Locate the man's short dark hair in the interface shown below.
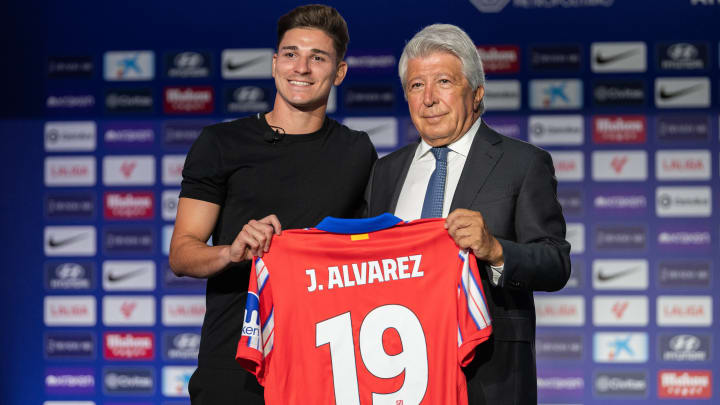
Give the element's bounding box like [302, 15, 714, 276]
[277, 4, 349, 62]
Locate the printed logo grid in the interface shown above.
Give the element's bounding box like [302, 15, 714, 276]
[42, 40, 718, 403]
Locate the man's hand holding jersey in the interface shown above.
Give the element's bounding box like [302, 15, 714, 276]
[229, 214, 283, 261]
[445, 208, 504, 267]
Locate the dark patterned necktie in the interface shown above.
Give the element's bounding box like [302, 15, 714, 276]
[420, 146, 449, 218]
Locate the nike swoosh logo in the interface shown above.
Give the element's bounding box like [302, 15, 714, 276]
[48, 233, 88, 248]
[225, 55, 268, 71]
[659, 84, 704, 100]
[597, 266, 640, 282]
[107, 268, 146, 282]
[595, 49, 640, 65]
[364, 124, 392, 135]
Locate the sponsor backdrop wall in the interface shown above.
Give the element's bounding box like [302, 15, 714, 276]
[1, 0, 719, 404]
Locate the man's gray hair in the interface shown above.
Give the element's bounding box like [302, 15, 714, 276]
[398, 23, 485, 114]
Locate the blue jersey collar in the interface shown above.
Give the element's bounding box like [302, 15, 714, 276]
[315, 213, 403, 234]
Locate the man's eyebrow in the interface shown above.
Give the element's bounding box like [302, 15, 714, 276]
[279, 45, 331, 56]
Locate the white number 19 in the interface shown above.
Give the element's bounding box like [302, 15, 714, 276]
[315, 304, 428, 404]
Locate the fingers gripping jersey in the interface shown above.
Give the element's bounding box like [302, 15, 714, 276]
[236, 216, 492, 405]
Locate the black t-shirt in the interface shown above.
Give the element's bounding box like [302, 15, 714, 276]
[180, 113, 377, 368]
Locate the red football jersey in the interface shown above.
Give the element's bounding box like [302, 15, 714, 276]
[236, 216, 492, 405]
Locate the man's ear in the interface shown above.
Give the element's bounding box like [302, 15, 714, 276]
[271, 53, 278, 79]
[333, 61, 348, 86]
[473, 86, 485, 112]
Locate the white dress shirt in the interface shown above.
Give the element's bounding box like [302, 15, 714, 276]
[394, 118, 504, 284]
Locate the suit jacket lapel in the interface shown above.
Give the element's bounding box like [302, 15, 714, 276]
[388, 143, 418, 212]
[450, 120, 504, 211]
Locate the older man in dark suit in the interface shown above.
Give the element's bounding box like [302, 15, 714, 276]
[365, 24, 571, 404]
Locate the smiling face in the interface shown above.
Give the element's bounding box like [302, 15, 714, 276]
[272, 27, 347, 112]
[405, 51, 484, 147]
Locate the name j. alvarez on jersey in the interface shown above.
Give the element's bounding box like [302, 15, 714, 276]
[305, 254, 424, 293]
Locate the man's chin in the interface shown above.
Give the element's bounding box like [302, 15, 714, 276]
[287, 97, 328, 112]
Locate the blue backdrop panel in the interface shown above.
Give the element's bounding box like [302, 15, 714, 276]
[1, 0, 719, 404]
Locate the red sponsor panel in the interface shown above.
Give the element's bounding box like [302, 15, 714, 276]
[104, 191, 155, 220]
[592, 115, 647, 144]
[163, 86, 214, 114]
[477, 45, 520, 73]
[103, 332, 155, 360]
[658, 370, 712, 399]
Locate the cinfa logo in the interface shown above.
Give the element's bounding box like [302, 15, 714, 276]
[658, 370, 712, 399]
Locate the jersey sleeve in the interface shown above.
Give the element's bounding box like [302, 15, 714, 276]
[456, 250, 492, 367]
[179, 128, 227, 205]
[236, 257, 275, 385]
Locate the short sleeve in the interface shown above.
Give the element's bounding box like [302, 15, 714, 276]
[236, 257, 275, 385]
[179, 127, 227, 205]
[457, 250, 493, 367]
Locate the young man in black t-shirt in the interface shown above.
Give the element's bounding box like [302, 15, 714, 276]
[169, 5, 377, 404]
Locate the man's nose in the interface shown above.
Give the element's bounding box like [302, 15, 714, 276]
[294, 56, 310, 74]
[423, 84, 436, 107]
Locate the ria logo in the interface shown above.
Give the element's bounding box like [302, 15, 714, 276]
[120, 301, 137, 318]
[119, 161, 137, 178]
[612, 301, 629, 319]
[610, 156, 628, 173]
